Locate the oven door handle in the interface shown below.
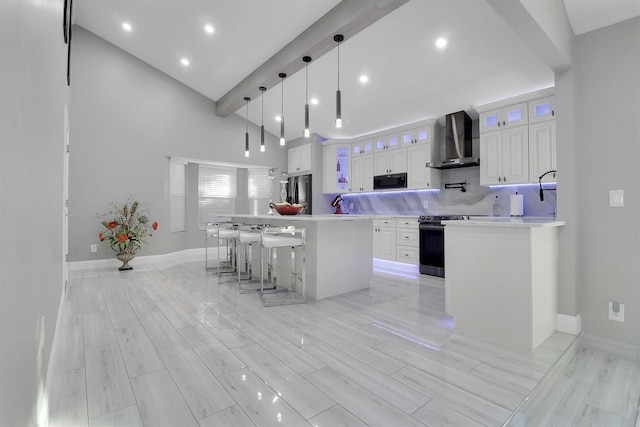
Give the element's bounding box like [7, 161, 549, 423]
[419, 224, 445, 230]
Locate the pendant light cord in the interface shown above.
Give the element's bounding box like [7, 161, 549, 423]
[337, 42, 340, 91]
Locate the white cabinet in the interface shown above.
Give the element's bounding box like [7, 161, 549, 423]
[322, 144, 350, 194]
[374, 133, 400, 151]
[529, 121, 556, 182]
[480, 126, 529, 185]
[479, 102, 528, 132]
[396, 217, 419, 265]
[351, 154, 374, 192]
[373, 218, 396, 261]
[374, 149, 407, 175]
[352, 139, 374, 157]
[288, 143, 311, 174]
[407, 144, 440, 189]
[528, 96, 555, 124]
[400, 123, 434, 147]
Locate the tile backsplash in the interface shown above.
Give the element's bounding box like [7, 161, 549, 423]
[341, 167, 557, 217]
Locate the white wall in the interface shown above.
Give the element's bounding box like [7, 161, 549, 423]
[575, 17, 640, 345]
[69, 27, 286, 262]
[0, 0, 67, 425]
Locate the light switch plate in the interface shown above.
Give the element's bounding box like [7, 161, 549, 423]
[609, 190, 624, 207]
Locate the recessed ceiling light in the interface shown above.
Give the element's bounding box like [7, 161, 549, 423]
[122, 22, 132, 32]
[435, 37, 447, 49]
[204, 24, 214, 34]
[181, 58, 190, 66]
[310, 98, 319, 105]
[275, 115, 282, 122]
[359, 75, 369, 83]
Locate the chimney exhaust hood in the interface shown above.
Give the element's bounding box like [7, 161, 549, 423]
[427, 111, 479, 169]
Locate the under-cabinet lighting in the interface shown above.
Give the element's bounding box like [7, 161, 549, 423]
[488, 182, 556, 189]
[342, 188, 440, 197]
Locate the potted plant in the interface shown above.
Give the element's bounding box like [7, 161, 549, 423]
[98, 198, 158, 270]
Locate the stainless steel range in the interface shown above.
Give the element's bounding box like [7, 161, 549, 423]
[418, 215, 469, 277]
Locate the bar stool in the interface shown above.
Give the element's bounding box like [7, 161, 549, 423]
[205, 219, 239, 280]
[260, 226, 306, 307]
[236, 225, 272, 293]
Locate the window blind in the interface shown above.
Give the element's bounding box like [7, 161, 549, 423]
[248, 168, 271, 215]
[169, 158, 186, 232]
[198, 165, 237, 229]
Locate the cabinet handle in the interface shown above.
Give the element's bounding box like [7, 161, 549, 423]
[502, 120, 506, 126]
[552, 110, 555, 117]
[503, 176, 507, 182]
[498, 177, 502, 182]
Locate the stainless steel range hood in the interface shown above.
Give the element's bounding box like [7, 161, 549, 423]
[427, 111, 479, 169]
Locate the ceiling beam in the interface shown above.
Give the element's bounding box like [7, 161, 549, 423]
[215, 0, 409, 117]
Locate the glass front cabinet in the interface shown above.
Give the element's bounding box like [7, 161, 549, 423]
[323, 143, 350, 193]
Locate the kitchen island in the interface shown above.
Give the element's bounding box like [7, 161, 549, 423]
[443, 217, 566, 351]
[230, 214, 373, 299]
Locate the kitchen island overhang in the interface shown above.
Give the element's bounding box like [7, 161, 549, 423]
[231, 215, 374, 300]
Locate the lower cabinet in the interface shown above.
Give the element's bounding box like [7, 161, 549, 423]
[396, 217, 419, 265]
[372, 217, 419, 265]
[373, 218, 396, 261]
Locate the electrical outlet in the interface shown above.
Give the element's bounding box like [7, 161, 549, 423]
[90, 244, 97, 253]
[608, 301, 625, 322]
[423, 200, 429, 209]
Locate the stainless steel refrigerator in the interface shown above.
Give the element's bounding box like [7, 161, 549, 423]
[287, 174, 312, 215]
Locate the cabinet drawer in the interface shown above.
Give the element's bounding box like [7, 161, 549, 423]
[396, 218, 418, 228]
[374, 218, 395, 227]
[397, 246, 419, 264]
[397, 230, 418, 247]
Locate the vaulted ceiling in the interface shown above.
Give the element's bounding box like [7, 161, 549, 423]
[74, 0, 640, 142]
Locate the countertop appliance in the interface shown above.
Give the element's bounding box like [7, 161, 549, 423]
[373, 172, 407, 190]
[287, 174, 312, 215]
[418, 215, 470, 277]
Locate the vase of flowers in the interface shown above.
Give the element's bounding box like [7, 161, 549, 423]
[98, 198, 158, 271]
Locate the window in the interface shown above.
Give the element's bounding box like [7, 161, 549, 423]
[248, 168, 271, 215]
[169, 158, 186, 232]
[198, 165, 237, 229]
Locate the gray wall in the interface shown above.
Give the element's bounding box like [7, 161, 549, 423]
[69, 27, 286, 262]
[0, 0, 67, 425]
[575, 17, 640, 345]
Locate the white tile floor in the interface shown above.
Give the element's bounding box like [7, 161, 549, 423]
[47, 260, 638, 426]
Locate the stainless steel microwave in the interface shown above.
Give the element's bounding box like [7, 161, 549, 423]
[373, 172, 407, 190]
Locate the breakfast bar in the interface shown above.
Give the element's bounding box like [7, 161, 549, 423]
[231, 215, 373, 299]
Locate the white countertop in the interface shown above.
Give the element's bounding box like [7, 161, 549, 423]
[442, 216, 565, 228]
[231, 214, 374, 222]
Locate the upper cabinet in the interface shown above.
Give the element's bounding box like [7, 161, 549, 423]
[529, 121, 556, 182]
[375, 133, 400, 151]
[479, 102, 528, 132]
[322, 144, 350, 194]
[288, 143, 311, 174]
[401, 123, 434, 147]
[528, 96, 555, 124]
[352, 139, 374, 157]
[477, 89, 556, 187]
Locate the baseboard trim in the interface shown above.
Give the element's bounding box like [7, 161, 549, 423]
[580, 333, 639, 363]
[556, 313, 582, 335]
[69, 248, 206, 271]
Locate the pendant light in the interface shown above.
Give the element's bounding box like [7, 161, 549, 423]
[334, 34, 344, 128]
[303, 56, 312, 138]
[244, 96, 250, 157]
[259, 86, 266, 152]
[279, 73, 286, 146]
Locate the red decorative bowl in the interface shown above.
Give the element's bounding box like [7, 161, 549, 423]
[270, 202, 307, 215]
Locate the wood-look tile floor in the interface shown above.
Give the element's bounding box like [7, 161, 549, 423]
[46, 260, 635, 426]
